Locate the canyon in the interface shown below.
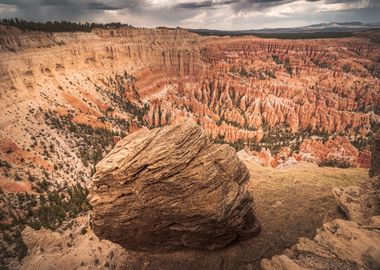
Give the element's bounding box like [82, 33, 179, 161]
[0, 25, 379, 188]
[0, 24, 379, 269]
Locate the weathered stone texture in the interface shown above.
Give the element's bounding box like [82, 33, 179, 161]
[90, 122, 259, 251]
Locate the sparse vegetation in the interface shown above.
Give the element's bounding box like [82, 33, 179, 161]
[95, 72, 149, 127]
[365, 63, 380, 79]
[0, 184, 90, 267]
[284, 59, 293, 76]
[342, 63, 351, 73]
[44, 110, 121, 168]
[312, 59, 330, 68]
[318, 158, 353, 168]
[215, 135, 245, 151]
[272, 54, 283, 65]
[230, 65, 276, 79]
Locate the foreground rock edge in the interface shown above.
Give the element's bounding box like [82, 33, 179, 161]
[261, 132, 380, 270]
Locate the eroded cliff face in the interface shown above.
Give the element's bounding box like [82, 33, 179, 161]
[0, 25, 379, 189]
[0, 25, 206, 189]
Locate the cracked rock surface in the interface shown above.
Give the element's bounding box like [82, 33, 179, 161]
[89, 122, 260, 251]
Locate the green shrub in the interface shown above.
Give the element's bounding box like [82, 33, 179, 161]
[318, 158, 353, 169]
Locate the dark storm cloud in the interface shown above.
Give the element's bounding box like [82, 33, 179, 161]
[0, 0, 72, 6]
[0, 0, 149, 21]
[0, 0, 374, 15]
[231, 0, 316, 12]
[223, 0, 380, 16]
[40, 0, 71, 6]
[1, 0, 147, 10]
[175, 0, 320, 10]
[87, 1, 146, 11]
[324, 0, 360, 3]
[175, 0, 239, 9]
[0, 0, 378, 29]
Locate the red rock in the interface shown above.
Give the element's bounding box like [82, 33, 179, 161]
[299, 136, 361, 166]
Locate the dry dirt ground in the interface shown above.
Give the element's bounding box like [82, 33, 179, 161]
[19, 160, 370, 270]
[240, 160, 370, 269]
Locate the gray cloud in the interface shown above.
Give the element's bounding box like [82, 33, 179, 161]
[87, 1, 146, 11]
[1, 0, 148, 10]
[176, 0, 321, 10]
[0, 0, 378, 29]
[0, 0, 149, 21]
[231, 0, 318, 12]
[175, 0, 239, 9]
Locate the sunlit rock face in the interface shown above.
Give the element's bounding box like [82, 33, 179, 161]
[89, 122, 260, 251]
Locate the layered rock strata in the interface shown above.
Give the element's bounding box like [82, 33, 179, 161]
[89, 122, 259, 251]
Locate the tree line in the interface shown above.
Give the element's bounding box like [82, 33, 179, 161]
[1, 18, 134, 32]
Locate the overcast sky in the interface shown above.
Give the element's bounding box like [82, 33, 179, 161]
[0, 0, 379, 30]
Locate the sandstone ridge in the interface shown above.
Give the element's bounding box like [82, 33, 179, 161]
[90, 122, 260, 251]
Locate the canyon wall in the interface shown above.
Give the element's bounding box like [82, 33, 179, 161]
[0, 25, 379, 189]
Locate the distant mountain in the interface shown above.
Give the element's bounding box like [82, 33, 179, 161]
[189, 21, 380, 38]
[291, 21, 379, 32]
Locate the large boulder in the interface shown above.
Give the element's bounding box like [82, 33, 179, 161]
[89, 122, 259, 251]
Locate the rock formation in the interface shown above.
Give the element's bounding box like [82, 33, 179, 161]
[333, 181, 380, 225]
[261, 175, 380, 270]
[0, 24, 379, 268]
[89, 122, 260, 251]
[0, 25, 378, 188]
[261, 132, 380, 270]
[238, 136, 371, 168]
[261, 217, 380, 270]
[298, 136, 370, 167]
[19, 217, 128, 270]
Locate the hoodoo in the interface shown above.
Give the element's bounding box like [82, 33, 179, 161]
[89, 122, 260, 251]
